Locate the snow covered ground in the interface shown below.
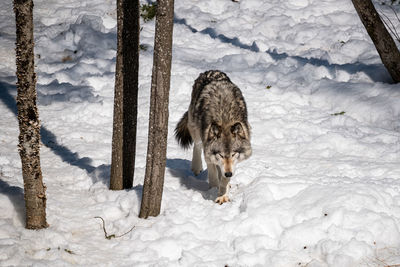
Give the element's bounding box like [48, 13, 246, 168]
[1, 0, 400, 265]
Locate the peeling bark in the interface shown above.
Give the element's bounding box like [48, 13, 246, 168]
[14, 0, 48, 229]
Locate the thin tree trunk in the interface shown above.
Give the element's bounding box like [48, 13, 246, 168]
[352, 0, 400, 82]
[110, 0, 140, 190]
[139, 0, 174, 219]
[14, 0, 48, 229]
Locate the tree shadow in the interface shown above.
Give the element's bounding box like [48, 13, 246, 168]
[174, 17, 260, 52]
[166, 158, 216, 201]
[0, 178, 25, 225]
[266, 49, 391, 83]
[174, 16, 392, 83]
[131, 184, 144, 212]
[88, 164, 111, 185]
[0, 79, 106, 186]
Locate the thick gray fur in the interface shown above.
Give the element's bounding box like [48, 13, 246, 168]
[175, 70, 252, 204]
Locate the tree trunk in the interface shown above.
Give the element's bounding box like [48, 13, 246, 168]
[352, 0, 400, 83]
[139, 0, 174, 219]
[14, 0, 48, 229]
[110, 0, 140, 190]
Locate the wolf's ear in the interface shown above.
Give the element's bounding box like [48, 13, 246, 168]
[231, 122, 246, 139]
[208, 123, 221, 140]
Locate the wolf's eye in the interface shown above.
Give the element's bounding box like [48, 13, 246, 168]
[212, 150, 221, 156]
[231, 152, 237, 158]
[218, 153, 224, 158]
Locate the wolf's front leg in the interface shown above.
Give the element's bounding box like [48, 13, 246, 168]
[215, 176, 230, 205]
[191, 142, 203, 176]
[206, 162, 219, 188]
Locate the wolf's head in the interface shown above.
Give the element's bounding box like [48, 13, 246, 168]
[205, 122, 252, 178]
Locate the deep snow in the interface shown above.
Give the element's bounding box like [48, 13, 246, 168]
[1, 0, 400, 266]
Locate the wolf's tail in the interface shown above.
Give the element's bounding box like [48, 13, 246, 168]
[174, 111, 193, 149]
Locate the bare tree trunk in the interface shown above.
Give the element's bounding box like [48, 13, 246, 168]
[139, 0, 174, 219]
[352, 0, 400, 83]
[14, 0, 48, 229]
[110, 0, 140, 190]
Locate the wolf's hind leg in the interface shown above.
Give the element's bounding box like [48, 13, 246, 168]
[215, 176, 230, 205]
[206, 162, 219, 188]
[191, 142, 203, 176]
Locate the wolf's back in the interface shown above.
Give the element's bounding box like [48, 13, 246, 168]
[191, 71, 250, 138]
[190, 70, 232, 104]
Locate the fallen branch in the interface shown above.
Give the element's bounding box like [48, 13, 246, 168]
[94, 216, 135, 240]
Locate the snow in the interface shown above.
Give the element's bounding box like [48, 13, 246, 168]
[1, 0, 400, 266]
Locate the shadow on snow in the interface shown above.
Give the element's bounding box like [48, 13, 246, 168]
[174, 16, 392, 83]
[166, 158, 216, 201]
[0, 79, 110, 186]
[0, 178, 25, 225]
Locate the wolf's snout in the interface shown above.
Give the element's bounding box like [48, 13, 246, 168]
[225, 172, 232, 177]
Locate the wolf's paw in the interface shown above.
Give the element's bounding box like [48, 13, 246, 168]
[215, 195, 230, 205]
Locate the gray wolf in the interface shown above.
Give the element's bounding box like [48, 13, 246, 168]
[175, 70, 252, 204]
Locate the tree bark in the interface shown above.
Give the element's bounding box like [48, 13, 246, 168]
[14, 0, 48, 229]
[352, 0, 400, 83]
[139, 0, 174, 219]
[110, 0, 140, 190]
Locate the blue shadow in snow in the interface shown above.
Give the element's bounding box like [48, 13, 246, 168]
[174, 16, 391, 83]
[0, 178, 25, 224]
[266, 49, 390, 83]
[166, 158, 214, 200]
[0, 79, 96, 175]
[174, 17, 260, 52]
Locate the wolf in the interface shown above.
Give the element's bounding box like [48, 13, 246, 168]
[175, 70, 252, 204]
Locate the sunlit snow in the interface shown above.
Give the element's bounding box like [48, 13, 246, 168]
[1, 0, 400, 266]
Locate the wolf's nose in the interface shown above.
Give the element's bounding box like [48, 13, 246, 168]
[225, 172, 232, 177]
